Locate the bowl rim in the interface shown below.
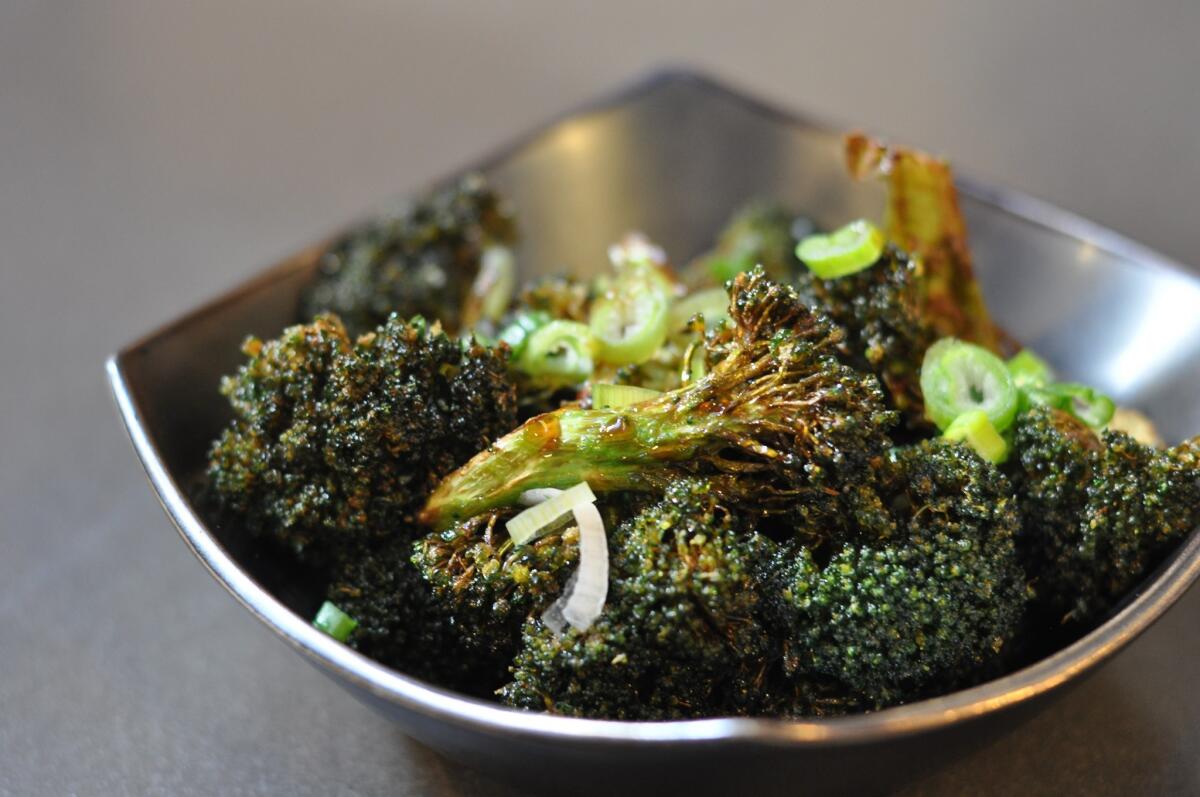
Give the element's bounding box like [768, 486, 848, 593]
[107, 67, 1200, 749]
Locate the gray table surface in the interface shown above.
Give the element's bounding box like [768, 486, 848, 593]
[3, 2, 1199, 795]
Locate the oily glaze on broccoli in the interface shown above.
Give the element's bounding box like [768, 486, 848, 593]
[500, 480, 772, 718]
[764, 440, 1028, 708]
[1010, 407, 1200, 623]
[206, 313, 517, 559]
[302, 175, 516, 336]
[411, 509, 579, 658]
[421, 267, 896, 528]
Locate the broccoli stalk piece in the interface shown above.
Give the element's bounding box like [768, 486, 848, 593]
[421, 268, 896, 529]
[206, 313, 517, 558]
[302, 174, 516, 336]
[844, 133, 1005, 354]
[500, 479, 772, 719]
[1010, 407, 1200, 623]
[763, 440, 1028, 708]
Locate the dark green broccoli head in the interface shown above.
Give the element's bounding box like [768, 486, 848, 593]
[500, 480, 773, 719]
[796, 245, 937, 430]
[764, 440, 1027, 708]
[302, 174, 516, 336]
[327, 536, 503, 694]
[206, 313, 518, 559]
[1010, 407, 1200, 622]
[411, 509, 579, 659]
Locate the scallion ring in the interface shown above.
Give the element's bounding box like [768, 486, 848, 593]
[796, 219, 885, 279]
[312, 601, 358, 642]
[588, 279, 670, 366]
[920, 338, 1018, 432]
[517, 319, 593, 385]
[942, 409, 1009, 464]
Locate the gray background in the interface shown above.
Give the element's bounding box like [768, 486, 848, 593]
[2, 2, 1199, 795]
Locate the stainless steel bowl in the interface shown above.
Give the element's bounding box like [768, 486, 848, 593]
[107, 71, 1200, 796]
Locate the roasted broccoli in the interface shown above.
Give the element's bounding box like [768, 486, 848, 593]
[763, 440, 1028, 708]
[327, 535, 504, 693]
[411, 509, 579, 658]
[421, 267, 896, 528]
[302, 175, 516, 336]
[500, 480, 772, 718]
[796, 245, 937, 430]
[684, 201, 800, 288]
[844, 133, 1003, 353]
[207, 313, 517, 558]
[1010, 407, 1200, 623]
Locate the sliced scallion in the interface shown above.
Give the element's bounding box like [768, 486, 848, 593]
[474, 245, 517, 322]
[1025, 382, 1116, 429]
[313, 601, 358, 642]
[796, 219, 885, 279]
[588, 279, 669, 366]
[506, 481, 597, 547]
[920, 338, 1018, 432]
[942, 410, 1009, 464]
[496, 310, 551, 360]
[1007, 349, 1054, 390]
[517, 320, 593, 385]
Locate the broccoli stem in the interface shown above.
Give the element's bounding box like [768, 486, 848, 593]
[420, 403, 713, 528]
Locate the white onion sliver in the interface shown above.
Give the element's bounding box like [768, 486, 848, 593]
[506, 482, 596, 546]
[539, 570, 576, 635]
[518, 487, 563, 507]
[557, 502, 608, 632]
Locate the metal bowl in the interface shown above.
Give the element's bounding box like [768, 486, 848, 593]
[107, 71, 1200, 796]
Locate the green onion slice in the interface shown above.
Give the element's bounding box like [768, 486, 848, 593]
[942, 409, 1009, 464]
[313, 601, 358, 642]
[588, 278, 670, 366]
[795, 219, 885, 279]
[1007, 349, 1054, 390]
[668, 287, 730, 332]
[920, 338, 1018, 432]
[1025, 382, 1116, 429]
[474, 245, 517, 322]
[517, 320, 593, 385]
[592, 382, 663, 409]
[507, 481, 597, 547]
[496, 310, 551, 359]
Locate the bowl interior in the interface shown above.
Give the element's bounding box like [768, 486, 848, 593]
[111, 71, 1200, 741]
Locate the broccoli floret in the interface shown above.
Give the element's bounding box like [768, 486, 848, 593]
[499, 480, 772, 719]
[327, 536, 502, 694]
[207, 314, 517, 559]
[421, 267, 896, 529]
[302, 175, 515, 336]
[411, 509, 579, 658]
[796, 246, 937, 430]
[684, 201, 799, 288]
[764, 440, 1027, 708]
[1010, 407, 1200, 622]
